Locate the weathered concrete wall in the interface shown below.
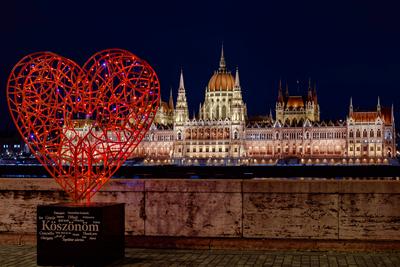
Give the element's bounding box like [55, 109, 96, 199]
[1, 178, 400, 245]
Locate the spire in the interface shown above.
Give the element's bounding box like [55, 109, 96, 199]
[179, 68, 185, 89]
[377, 96, 381, 113]
[349, 97, 353, 115]
[277, 79, 284, 102]
[234, 66, 240, 88]
[199, 103, 202, 119]
[169, 88, 174, 109]
[269, 109, 273, 120]
[313, 82, 318, 104]
[285, 82, 289, 97]
[391, 103, 394, 122]
[307, 78, 313, 101]
[175, 69, 189, 123]
[219, 43, 226, 71]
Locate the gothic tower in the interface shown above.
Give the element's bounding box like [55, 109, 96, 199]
[173, 69, 189, 159]
[174, 70, 189, 124]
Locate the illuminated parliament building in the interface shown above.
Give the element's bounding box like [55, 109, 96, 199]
[132, 47, 396, 165]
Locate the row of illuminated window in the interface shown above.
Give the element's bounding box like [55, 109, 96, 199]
[144, 134, 174, 141]
[208, 92, 229, 97]
[246, 131, 346, 140]
[349, 146, 382, 152]
[157, 135, 174, 141]
[349, 129, 382, 138]
[248, 146, 342, 155]
[246, 133, 271, 140]
[177, 147, 239, 153]
[348, 140, 381, 144]
[187, 147, 229, 153]
[311, 132, 345, 139]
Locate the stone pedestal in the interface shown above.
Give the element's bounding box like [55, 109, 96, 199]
[37, 203, 124, 266]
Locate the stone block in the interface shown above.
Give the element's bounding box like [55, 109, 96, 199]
[0, 190, 68, 234]
[339, 193, 400, 240]
[243, 193, 338, 239]
[92, 191, 145, 235]
[145, 192, 242, 237]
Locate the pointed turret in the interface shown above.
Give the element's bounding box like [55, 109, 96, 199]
[285, 82, 289, 97]
[313, 82, 318, 104]
[392, 103, 395, 123]
[269, 109, 273, 120]
[168, 88, 174, 109]
[199, 103, 202, 119]
[175, 69, 189, 124]
[307, 78, 313, 101]
[277, 79, 284, 102]
[179, 68, 185, 89]
[219, 43, 226, 71]
[377, 96, 381, 114]
[349, 97, 353, 116]
[234, 66, 241, 88]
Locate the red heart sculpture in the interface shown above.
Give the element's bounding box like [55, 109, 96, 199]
[7, 49, 160, 201]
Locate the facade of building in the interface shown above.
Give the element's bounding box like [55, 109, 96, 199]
[132, 47, 396, 165]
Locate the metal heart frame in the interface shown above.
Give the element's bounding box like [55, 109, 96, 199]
[7, 49, 160, 202]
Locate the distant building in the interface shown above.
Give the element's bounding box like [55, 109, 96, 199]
[0, 137, 28, 159]
[133, 46, 396, 165]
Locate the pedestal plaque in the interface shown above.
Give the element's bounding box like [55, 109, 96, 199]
[37, 203, 124, 266]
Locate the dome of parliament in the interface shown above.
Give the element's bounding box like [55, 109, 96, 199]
[207, 45, 235, 92]
[208, 70, 235, 91]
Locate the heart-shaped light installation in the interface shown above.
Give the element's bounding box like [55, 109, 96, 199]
[7, 49, 160, 202]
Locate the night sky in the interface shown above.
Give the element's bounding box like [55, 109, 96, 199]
[1, 1, 399, 134]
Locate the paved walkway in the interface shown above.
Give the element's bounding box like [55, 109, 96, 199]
[1, 245, 400, 266]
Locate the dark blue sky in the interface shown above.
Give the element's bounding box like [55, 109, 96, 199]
[1, 0, 400, 132]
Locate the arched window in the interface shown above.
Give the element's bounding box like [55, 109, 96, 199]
[177, 132, 182, 140]
[356, 129, 361, 138]
[385, 131, 392, 140]
[363, 129, 368, 138]
[377, 129, 382, 138]
[370, 129, 374, 138]
[349, 130, 354, 138]
[306, 132, 310, 139]
[234, 131, 239, 140]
